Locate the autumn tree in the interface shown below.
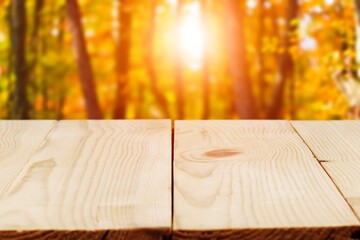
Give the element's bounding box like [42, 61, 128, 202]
[266, 0, 298, 119]
[200, 0, 210, 119]
[30, 0, 43, 73]
[175, 0, 185, 119]
[145, 0, 170, 118]
[55, 6, 67, 119]
[10, 0, 29, 119]
[256, 0, 268, 115]
[113, 0, 132, 119]
[0, 0, 358, 120]
[224, 0, 258, 119]
[355, 0, 360, 25]
[330, 0, 360, 118]
[66, 0, 102, 119]
[30, 0, 45, 116]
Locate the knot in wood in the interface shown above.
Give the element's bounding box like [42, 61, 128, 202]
[203, 148, 242, 158]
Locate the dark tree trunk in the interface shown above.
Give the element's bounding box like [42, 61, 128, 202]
[266, 0, 298, 119]
[31, 0, 44, 52]
[113, 0, 132, 119]
[351, 1, 360, 77]
[10, 0, 29, 119]
[355, 0, 360, 24]
[257, 0, 265, 115]
[224, 0, 258, 119]
[57, 7, 66, 120]
[146, 0, 170, 118]
[201, 0, 210, 119]
[175, 0, 185, 119]
[30, 0, 45, 116]
[66, 0, 102, 119]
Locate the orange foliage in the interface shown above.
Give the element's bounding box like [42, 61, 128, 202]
[0, 0, 359, 119]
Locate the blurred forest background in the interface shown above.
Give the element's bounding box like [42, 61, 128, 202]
[0, 0, 360, 119]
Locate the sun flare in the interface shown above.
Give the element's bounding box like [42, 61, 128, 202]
[178, 3, 205, 70]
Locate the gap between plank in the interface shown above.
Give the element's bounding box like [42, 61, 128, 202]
[289, 121, 360, 222]
[171, 125, 174, 236]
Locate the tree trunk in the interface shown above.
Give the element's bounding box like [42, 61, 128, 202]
[31, 0, 44, 52]
[266, 0, 298, 119]
[57, 7, 66, 120]
[30, 0, 45, 116]
[201, 0, 210, 119]
[354, 0, 360, 28]
[66, 0, 102, 119]
[175, 0, 185, 119]
[257, 0, 265, 115]
[10, 0, 29, 119]
[224, 0, 258, 119]
[113, 0, 131, 119]
[352, 1, 360, 87]
[146, 0, 170, 118]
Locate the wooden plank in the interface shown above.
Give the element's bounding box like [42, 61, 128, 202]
[292, 120, 360, 219]
[0, 120, 171, 239]
[291, 120, 360, 162]
[0, 120, 56, 197]
[322, 161, 360, 219]
[173, 120, 360, 239]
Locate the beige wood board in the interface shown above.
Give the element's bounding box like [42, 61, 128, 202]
[0, 120, 171, 239]
[292, 120, 360, 218]
[173, 120, 359, 238]
[291, 120, 360, 162]
[0, 120, 56, 198]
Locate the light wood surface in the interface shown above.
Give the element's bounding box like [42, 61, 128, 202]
[291, 120, 360, 162]
[2, 120, 360, 239]
[173, 120, 360, 239]
[292, 120, 360, 219]
[0, 120, 171, 239]
[0, 120, 55, 198]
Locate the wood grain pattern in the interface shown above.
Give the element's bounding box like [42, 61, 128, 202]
[292, 120, 360, 219]
[0, 121, 56, 198]
[174, 120, 360, 239]
[0, 120, 171, 239]
[291, 121, 360, 162]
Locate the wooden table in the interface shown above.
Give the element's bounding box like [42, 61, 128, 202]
[0, 120, 359, 239]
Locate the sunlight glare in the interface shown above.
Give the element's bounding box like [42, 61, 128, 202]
[167, 0, 177, 6]
[178, 2, 204, 70]
[247, 0, 257, 9]
[324, 0, 335, 5]
[264, 1, 272, 9]
[0, 32, 5, 42]
[51, 28, 59, 37]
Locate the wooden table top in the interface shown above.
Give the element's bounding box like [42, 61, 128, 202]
[0, 120, 359, 239]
